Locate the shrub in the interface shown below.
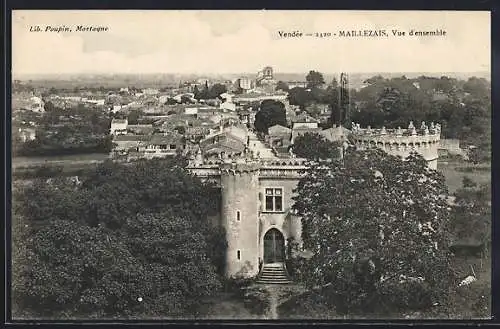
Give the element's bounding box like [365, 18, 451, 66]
[241, 286, 271, 315]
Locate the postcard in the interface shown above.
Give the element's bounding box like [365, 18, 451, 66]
[10, 10, 491, 321]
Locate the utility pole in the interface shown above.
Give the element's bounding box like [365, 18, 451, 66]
[339, 72, 351, 128]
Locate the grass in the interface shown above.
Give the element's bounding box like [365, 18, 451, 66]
[437, 159, 491, 193]
[12, 153, 109, 168]
[277, 255, 491, 320]
[194, 292, 267, 320]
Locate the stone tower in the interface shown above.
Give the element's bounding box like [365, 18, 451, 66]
[220, 161, 261, 278]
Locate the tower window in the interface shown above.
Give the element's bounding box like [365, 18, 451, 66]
[236, 210, 241, 221]
[265, 188, 283, 212]
[237, 250, 241, 260]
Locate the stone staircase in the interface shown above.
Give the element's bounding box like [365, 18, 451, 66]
[256, 263, 292, 284]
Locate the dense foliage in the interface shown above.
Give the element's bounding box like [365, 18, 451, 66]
[254, 100, 287, 134]
[12, 157, 226, 319]
[306, 70, 325, 88]
[285, 72, 490, 160]
[194, 83, 228, 100]
[292, 148, 456, 313]
[450, 179, 491, 247]
[292, 133, 341, 160]
[276, 81, 289, 92]
[351, 76, 490, 151]
[13, 102, 113, 156]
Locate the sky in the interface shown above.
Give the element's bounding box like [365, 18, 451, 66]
[12, 10, 491, 75]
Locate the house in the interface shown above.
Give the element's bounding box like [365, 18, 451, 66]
[85, 98, 106, 106]
[110, 118, 128, 135]
[200, 130, 247, 159]
[112, 134, 152, 155]
[291, 126, 322, 144]
[142, 88, 160, 96]
[439, 139, 466, 158]
[197, 107, 220, 120]
[237, 109, 252, 125]
[287, 81, 308, 89]
[141, 134, 184, 159]
[267, 124, 292, 148]
[18, 127, 37, 142]
[291, 113, 319, 129]
[220, 101, 236, 112]
[320, 125, 351, 143]
[26, 96, 45, 113]
[237, 77, 253, 91]
[292, 121, 319, 129]
[112, 105, 123, 113]
[185, 107, 199, 116]
[186, 126, 213, 141]
[127, 124, 154, 135]
[305, 102, 330, 122]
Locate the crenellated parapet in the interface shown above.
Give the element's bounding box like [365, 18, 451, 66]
[351, 121, 441, 169]
[187, 156, 309, 181]
[220, 162, 261, 175]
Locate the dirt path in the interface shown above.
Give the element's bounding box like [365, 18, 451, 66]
[257, 284, 308, 319]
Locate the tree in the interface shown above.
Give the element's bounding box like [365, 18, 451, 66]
[253, 100, 287, 134]
[306, 70, 325, 89]
[276, 81, 289, 92]
[462, 176, 477, 189]
[451, 181, 491, 247]
[208, 84, 227, 99]
[12, 158, 226, 318]
[292, 133, 341, 160]
[292, 149, 455, 313]
[180, 95, 194, 104]
[287, 87, 313, 110]
[175, 126, 186, 135]
[44, 101, 56, 112]
[166, 98, 178, 105]
[193, 85, 200, 98]
[331, 78, 339, 89]
[127, 110, 143, 125]
[463, 77, 490, 99]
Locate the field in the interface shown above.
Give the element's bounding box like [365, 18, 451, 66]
[12, 153, 109, 168]
[437, 159, 491, 193]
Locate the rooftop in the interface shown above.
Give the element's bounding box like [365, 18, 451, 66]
[114, 135, 151, 142]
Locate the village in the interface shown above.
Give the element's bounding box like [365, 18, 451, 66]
[10, 67, 491, 321]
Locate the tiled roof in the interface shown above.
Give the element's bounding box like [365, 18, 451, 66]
[114, 135, 151, 142]
[150, 134, 183, 145]
[268, 124, 292, 135]
[320, 126, 351, 142]
[128, 124, 153, 129]
[203, 139, 245, 153]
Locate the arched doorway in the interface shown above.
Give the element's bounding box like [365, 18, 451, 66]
[263, 228, 285, 263]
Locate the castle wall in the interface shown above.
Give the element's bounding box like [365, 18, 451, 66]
[187, 125, 442, 279]
[353, 131, 440, 170]
[258, 178, 303, 261]
[220, 163, 260, 278]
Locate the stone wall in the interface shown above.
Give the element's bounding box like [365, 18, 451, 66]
[439, 139, 465, 157]
[352, 124, 440, 170]
[258, 177, 303, 261]
[220, 163, 261, 278]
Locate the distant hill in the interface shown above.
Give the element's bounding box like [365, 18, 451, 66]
[13, 71, 490, 90]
